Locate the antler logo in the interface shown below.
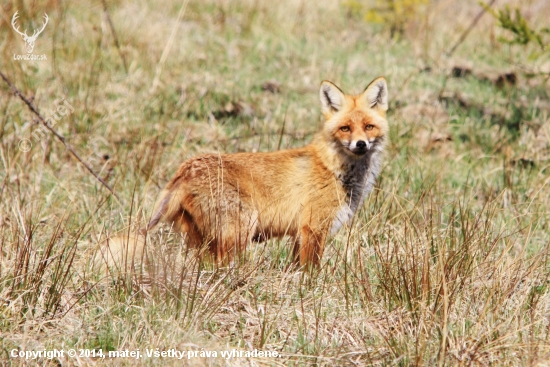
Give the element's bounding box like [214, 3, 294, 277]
[11, 11, 49, 54]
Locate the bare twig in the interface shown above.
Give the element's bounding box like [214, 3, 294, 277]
[0, 70, 122, 202]
[277, 106, 288, 151]
[150, 0, 190, 93]
[102, 0, 128, 74]
[445, 0, 497, 57]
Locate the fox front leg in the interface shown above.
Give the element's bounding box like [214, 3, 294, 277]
[298, 223, 328, 267]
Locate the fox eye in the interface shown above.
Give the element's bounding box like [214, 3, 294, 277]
[340, 126, 350, 132]
[365, 124, 374, 131]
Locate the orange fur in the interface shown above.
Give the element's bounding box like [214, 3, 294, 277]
[147, 77, 390, 266]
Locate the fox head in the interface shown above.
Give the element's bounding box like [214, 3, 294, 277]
[319, 77, 388, 157]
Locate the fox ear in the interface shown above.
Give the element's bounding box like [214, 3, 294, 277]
[320, 81, 345, 114]
[362, 77, 388, 112]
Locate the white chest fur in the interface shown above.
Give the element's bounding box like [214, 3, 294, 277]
[329, 146, 383, 234]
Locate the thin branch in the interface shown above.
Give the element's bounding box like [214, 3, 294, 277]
[0, 70, 122, 202]
[150, 0, 190, 93]
[446, 0, 497, 57]
[102, 0, 128, 74]
[277, 106, 288, 151]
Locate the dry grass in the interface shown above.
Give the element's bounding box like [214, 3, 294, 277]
[1, 0, 550, 365]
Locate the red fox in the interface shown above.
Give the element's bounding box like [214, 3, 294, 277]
[145, 77, 389, 266]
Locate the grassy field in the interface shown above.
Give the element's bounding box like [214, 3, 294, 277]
[2, 0, 550, 365]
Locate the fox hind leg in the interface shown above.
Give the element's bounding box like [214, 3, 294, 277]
[172, 209, 203, 248]
[211, 209, 258, 264]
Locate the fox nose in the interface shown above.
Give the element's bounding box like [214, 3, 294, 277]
[356, 140, 366, 149]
